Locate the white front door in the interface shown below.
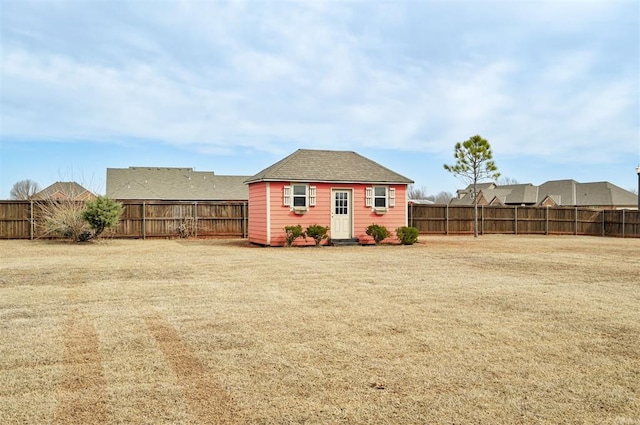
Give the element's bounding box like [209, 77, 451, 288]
[331, 189, 352, 239]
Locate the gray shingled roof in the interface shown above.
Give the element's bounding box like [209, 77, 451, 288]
[575, 181, 637, 206]
[481, 185, 538, 205]
[34, 182, 95, 200]
[245, 149, 413, 184]
[451, 179, 638, 207]
[537, 180, 578, 205]
[537, 179, 639, 206]
[505, 184, 538, 204]
[106, 167, 249, 200]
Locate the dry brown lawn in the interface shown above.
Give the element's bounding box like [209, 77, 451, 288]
[1, 235, 639, 424]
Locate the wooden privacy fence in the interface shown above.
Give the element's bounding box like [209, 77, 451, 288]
[1, 201, 638, 239]
[0, 200, 248, 239]
[117, 201, 248, 239]
[408, 204, 640, 238]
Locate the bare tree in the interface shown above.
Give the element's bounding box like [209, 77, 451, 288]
[433, 191, 453, 204]
[408, 185, 429, 200]
[409, 185, 451, 203]
[10, 180, 40, 200]
[498, 176, 519, 186]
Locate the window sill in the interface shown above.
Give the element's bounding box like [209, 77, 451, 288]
[373, 207, 388, 215]
[292, 207, 308, 214]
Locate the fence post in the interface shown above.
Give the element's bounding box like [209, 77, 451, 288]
[446, 204, 449, 235]
[545, 206, 549, 235]
[622, 209, 626, 238]
[142, 202, 146, 240]
[410, 202, 413, 229]
[575, 207, 578, 235]
[602, 209, 605, 237]
[30, 200, 34, 240]
[194, 201, 198, 238]
[244, 202, 248, 238]
[481, 205, 484, 235]
[514, 206, 518, 235]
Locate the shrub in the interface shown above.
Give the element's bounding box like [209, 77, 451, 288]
[284, 225, 306, 247]
[176, 219, 197, 238]
[82, 196, 124, 239]
[365, 224, 390, 245]
[38, 200, 92, 241]
[396, 226, 419, 245]
[306, 224, 329, 246]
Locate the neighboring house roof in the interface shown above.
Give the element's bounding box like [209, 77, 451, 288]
[408, 198, 435, 205]
[539, 194, 561, 207]
[245, 149, 413, 184]
[481, 184, 538, 205]
[455, 182, 496, 199]
[575, 181, 638, 207]
[451, 179, 638, 208]
[488, 195, 505, 206]
[106, 167, 250, 200]
[538, 179, 638, 207]
[481, 190, 505, 205]
[507, 184, 538, 204]
[537, 179, 578, 206]
[34, 182, 96, 200]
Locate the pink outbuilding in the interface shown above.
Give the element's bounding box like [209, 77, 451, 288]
[245, 149, 414, 246]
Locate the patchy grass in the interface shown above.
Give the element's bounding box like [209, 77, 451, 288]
[1, 236, 639, 424]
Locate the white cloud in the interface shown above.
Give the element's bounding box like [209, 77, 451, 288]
[538, 50, 598, 84]
[1, 0, 637, 169]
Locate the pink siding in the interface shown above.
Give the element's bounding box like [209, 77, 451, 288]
[248, 182, 268, 245]
[269, 182, 341, 247]
[354, 184, 407, 245]
[249, 181, 409, 246]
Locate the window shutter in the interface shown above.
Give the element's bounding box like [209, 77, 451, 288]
[389, 187, 396, 207]
[309, 186, 316, 206]
[283, 185, 291, 207]
[365, 187, 373, 207]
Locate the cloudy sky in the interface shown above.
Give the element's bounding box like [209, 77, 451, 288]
[1, 0, 639, 199]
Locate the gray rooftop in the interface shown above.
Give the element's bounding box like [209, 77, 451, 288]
[34, 182, 95, 200]
[106, 167, 250, 200]
[245, 149, 414, 184]
[486, 184, 538, 205]
[537, 179, 638, 206]
[452, 179, 638, 207]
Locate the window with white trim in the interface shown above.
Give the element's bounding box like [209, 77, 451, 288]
[374, 186, 387, 207]
[283, 184, 316, 209]
[366, 186, 395, 209]
[293, 184, 307, 207]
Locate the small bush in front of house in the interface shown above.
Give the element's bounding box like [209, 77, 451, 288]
[284, 225, 306, 247]
[306, 224, 329, 246]
[396, 226, 419, 245]
[366, 224, 391, 245]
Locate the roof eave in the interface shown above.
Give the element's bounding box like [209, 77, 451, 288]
[246, 178, 413, 185]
